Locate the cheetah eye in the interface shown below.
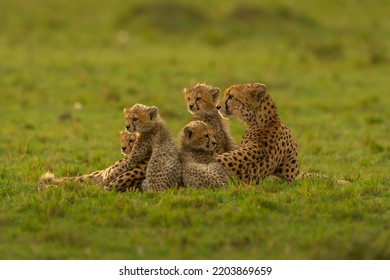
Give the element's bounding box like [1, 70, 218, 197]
[132, 117, 138, 122]
[204, 134, 209, 138]
[196, 97, 201, 101]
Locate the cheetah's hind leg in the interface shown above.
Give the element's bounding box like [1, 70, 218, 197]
[104, 164, 147, 192]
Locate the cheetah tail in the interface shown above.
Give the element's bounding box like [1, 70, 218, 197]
[297, 172, 350, 185]
[38, 171, 56, 183]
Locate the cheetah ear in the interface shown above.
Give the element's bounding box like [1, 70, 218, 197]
[211, 87, 221, 102]
[149, 106, 158, 120]
[183, 126, 193, 139]
[123, 108, 130, 114]
[183, 87, 189, 94]
[250, 83, 267, 101]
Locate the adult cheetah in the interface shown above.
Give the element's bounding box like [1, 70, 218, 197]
[104, 104, 181, 192]
[215, 83, 300, 183]
[179, 120, 231, 189]
[183, 83, 238, 154]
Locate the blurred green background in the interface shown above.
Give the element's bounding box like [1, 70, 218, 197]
[1, 0, 389, 169]
[0, 0, 389, 259]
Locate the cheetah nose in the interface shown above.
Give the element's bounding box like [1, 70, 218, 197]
[188, 105, 194, 110]
[125, 126, 130, 130]
[212, 141, 217, 146]
[121, 147, 126, 151]
[216, 105, 221, 110]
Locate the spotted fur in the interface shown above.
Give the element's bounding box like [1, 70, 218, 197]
[104, 104, 181, 192]
[120, 130, 138, 156]
[183, 83, 238, 154]
[179, 120, 231, 189]
[215, 83, 300, 183]
[38, 130, 145, 191]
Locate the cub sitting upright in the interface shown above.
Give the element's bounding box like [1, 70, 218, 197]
[183, 83, 238, 154]
[179, 120, 231, 189]
[104, 104, 181, 192]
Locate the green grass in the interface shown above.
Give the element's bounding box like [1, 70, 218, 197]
[0, 0, 389, 259]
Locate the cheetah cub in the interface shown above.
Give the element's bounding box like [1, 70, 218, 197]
[38, 130, 141, 189]
[183, 83, 238, 154]
[103, 104, 181, 192]
[120, 130, 138, 156]
[179, 120, 231, 189]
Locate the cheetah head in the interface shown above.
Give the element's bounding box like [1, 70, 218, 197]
[183, 83, 221, 116]
[216, 83, 267, 121]
[123, 104, 159, 133]
[181, 121, 217, 153]
[119, 130, 137, 156]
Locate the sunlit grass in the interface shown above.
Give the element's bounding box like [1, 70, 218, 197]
[0, 0, 389, 259]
